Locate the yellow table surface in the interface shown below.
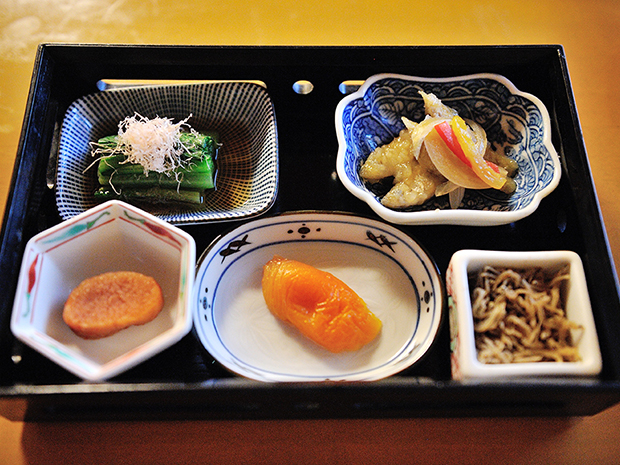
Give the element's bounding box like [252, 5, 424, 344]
[2, 1, 620, 463]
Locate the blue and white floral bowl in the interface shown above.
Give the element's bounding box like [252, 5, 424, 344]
[10, 200, 196, 381]
[335, 73, 561, 226]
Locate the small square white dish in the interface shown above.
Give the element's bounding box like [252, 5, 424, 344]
[10, 200, 196, 381]
[446, 249, 602, 381]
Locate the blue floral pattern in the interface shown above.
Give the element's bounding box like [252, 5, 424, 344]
[339, 74, 560, 214]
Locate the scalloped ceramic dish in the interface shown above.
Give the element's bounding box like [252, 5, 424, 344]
[335, 73, 561, 226]
[56, 81, 278, 225]
[193, 211, 444, 382]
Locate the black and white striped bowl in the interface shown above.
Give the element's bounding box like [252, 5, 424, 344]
[56, 81, 278, 224]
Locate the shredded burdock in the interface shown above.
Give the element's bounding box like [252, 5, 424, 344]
[471, 265, 583, 364]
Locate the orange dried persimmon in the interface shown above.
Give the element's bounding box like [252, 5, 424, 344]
[261, 256, 382, 352]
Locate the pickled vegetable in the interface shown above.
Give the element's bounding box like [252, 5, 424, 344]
[359, 91, 518, 209]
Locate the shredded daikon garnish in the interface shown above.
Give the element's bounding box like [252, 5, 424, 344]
[92, 113, 197, 176]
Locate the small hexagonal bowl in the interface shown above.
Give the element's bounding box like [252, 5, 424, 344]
[446, 249, 602, 381]
[10, 200, 196, 381]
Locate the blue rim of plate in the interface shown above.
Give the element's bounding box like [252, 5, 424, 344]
[192, 211, 445, 382]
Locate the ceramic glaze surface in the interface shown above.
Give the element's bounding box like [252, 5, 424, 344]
[56, 82, 278, 224]
[336, 73, 561, 225]
[193, 212, 444, 382]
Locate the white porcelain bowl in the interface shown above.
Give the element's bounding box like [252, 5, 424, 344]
[335, 73, 561, 226]
[10, 200, 196, 381]
[446, 249, 602, 381]
[193, 211, 444, 382]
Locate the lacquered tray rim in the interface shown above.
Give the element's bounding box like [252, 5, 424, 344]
[1, 44, 620, 420]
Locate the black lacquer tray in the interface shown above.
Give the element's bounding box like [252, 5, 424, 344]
[1, 44, 620, 421]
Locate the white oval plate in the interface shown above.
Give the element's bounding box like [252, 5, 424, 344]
[193, 211, 444, 382]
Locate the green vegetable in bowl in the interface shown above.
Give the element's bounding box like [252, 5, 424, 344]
[93, 186, 205, 205]
[90, 114, 218, 206]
